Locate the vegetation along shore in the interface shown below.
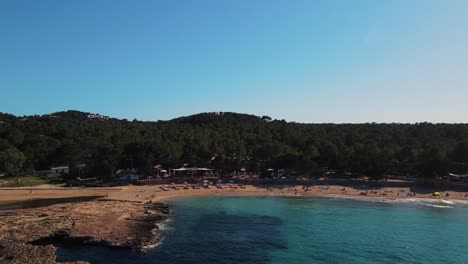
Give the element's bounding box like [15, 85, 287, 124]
[1, 110, 467, 263]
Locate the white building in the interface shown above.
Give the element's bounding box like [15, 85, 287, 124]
[50, 166, 69, 174]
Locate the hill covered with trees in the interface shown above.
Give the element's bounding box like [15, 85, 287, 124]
[0, 110, 467, 181]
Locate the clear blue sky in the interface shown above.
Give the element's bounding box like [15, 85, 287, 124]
[1, 0, 467, 123]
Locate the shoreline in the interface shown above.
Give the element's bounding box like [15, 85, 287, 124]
[2, 183, 468, 204]
[0, 199, 171, 264]
[157, 189, 468, 207]
[1, 183, 467, 263]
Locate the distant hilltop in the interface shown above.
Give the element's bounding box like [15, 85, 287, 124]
[1, 110, 464, 125]
[0, 110, 275, 124]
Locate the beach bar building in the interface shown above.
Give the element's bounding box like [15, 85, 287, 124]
[171, 167, 214, 178]
[50, 166, 69, 174]
[448, 173, 468, 185]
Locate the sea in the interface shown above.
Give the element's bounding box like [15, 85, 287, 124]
[57, 197, 468, 264]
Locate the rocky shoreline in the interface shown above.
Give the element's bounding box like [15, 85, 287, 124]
[0, 199, 171, 264]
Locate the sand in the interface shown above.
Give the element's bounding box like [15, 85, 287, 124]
[1, 182, 467, 204]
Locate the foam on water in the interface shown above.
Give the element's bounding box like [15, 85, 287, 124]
[154, 218, 173, 233]
[440, 199, 454, 205]
[385, 198, 454, 208]
[419, 203, 453, 209]
[354, 196, 468, 208]
[143, 238, 165, 249]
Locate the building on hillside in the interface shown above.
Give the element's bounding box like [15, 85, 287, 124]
[87, 114, 109, 120]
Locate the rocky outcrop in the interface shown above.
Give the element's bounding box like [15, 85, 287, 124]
[0, 200, 171, 264]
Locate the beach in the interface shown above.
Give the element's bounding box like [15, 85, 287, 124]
[1, 182, 468, 263]
[1, 182, 467, 204]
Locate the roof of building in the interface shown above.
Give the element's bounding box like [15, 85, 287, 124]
[449, 173, 468, 178]
[172, 167, 213, 171]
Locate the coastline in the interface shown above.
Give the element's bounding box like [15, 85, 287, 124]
[1, 183, 467, 263]
[2, 182, 468, 205]
[0, 199, 171, 264]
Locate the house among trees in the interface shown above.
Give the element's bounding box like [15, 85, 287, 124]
[115, 168, 139, 182]
[50, 166, 69, 174]
[87, 114, 109, 120]
[448, 173, 468, 184]
[171, 167, 214, 178]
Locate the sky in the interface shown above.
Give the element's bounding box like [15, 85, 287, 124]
[1, 0, 467, 123]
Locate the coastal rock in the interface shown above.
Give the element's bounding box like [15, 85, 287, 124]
[0, 200, 171, 263]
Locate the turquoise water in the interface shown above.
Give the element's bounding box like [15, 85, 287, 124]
[58, 197, 468, 263]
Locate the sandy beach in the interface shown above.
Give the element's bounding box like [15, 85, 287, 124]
[1, 182, 468, 263]
[1, 182, 468, 204]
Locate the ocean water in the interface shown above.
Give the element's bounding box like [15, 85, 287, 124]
[57, 197, 468, 264]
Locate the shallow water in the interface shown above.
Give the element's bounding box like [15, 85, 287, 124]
[57, 197, 468, 263]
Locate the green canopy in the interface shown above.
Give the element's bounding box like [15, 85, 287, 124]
[433, 192, 440, 196]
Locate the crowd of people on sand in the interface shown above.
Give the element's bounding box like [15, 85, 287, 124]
[252, 184, 468, 199]
[133, 181, 251, 198]
[230, 173, 260, 180]
[131, 183, 468, 200]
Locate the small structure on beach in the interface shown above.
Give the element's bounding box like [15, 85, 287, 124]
[448, 173, 468, 181]
[153, 165, 169, 178]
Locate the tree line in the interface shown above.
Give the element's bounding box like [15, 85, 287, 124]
[0, 110, 467, 181]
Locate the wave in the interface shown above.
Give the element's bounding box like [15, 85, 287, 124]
[380, 198, 466, 209]
[144, 238, 165, 249]
[155, 219, 173, 232]
[419, 203, 453, 209]
[345, 196, 468, 209]
[440, 199, 454, 205]
[146, 219, 173, 250]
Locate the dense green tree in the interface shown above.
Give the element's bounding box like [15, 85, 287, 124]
[451, 141, 468, 162]
[0, 110, 467, 178]
[0, 147, 26, 176]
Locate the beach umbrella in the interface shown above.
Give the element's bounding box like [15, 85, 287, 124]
[433, 192, 440, 196]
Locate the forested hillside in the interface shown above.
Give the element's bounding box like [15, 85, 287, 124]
[1, 110, 467, 180]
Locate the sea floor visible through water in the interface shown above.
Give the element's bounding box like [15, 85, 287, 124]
[57, 196, 468, 264]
